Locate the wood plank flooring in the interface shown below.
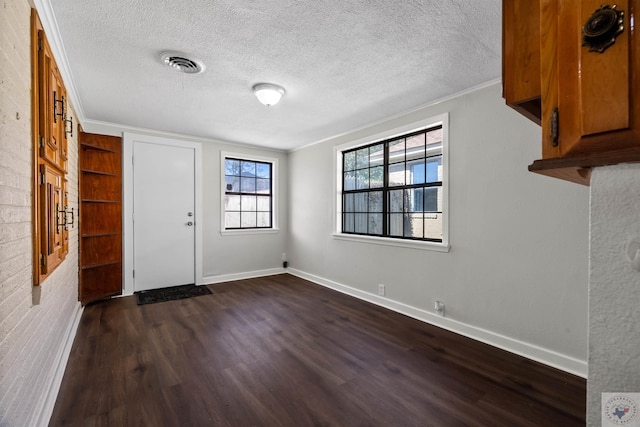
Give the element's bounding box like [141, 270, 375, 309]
[50, 274, 586, 426]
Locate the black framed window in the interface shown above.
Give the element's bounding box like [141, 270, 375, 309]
[341, 125, 443, 242]
[224, 158, 272, 229]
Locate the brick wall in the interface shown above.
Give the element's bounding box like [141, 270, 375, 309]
[0, 1, 81, 425]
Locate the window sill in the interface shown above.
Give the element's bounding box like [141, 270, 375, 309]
[221, 228, 280, 236]
[332, 233, 450, 252]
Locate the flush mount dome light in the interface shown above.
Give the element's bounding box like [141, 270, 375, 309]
[160, 51, 205, 74]
[252, 83, 285, 106]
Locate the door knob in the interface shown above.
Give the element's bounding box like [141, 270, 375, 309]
[187, 221, 194, 226]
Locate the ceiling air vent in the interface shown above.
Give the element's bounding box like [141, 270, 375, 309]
[160, 51, 205, 74]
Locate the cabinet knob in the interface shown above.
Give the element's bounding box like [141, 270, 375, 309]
[582, 5, 624, 53]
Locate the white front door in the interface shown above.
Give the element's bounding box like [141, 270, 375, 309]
[133, 140, 196, 292]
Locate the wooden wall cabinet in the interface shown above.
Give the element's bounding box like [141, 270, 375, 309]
[503, 0, 640, 185]
[32, 11, 72, 284]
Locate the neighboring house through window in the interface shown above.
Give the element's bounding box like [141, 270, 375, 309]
[336, 113, 448, 249]
[222, 154, 276, 230]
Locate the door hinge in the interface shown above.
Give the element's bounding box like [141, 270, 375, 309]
[39, 136, 45, 148]
[39, 172, 46, 185]
[550, 107, 559, 147]
[132, 270, 135, 278]
[38, 37, 43, 51]
[40, 253, 45, 267]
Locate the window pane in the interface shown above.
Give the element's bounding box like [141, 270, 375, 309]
[256, 178, 270, 194]
[356, 148, 369, 169]
[225, 159, 240, 176]
[389, 189, 403, 213]
[344, 151, 356, 171]
[369, 144, 384, 166]
[241, 195, 257, 211]
[355, 192, 367, 212]
[256, 196, 270, 211]
[368, 214, 383, 235]
[389, 162, 405, 186]
[426, 156, 442, 183]
[356, 169, 369, 190]
[344, 171, 356, 191]
[407, 159, 425, 185]
[225, 176, 240, 192]
[408, 188, 423, 212]
[424, 213, 443, 240]
[389, 138, 405, 162]
[369, 191, 383, 213]
[225, 195, 240, 211]
[405, 213, 424, 239]
[388, 214, 403, 236]
[344, 193, 355, 212]
[424, 187, 441, 212]
[370, 166, 384, 188]
[241, 177, 255, 193]
[406, 133, 426, 159]
[225, 212, 240, 228]
[256, 162, 270, 178]
[241, 161, 256, 177]
[343, 213, 354, 232]
[355, 213, 367, 233]
[241, 212, 257, 228]
[257, 212, 270, 227]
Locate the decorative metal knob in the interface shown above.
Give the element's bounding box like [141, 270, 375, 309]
[582, 5, 624, 53]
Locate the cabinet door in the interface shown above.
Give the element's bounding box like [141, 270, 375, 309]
[502, 0, 542, 124]
[542, 0, 639, 158]
[37, 30, 59, 167]
[40, 164, 66, 274]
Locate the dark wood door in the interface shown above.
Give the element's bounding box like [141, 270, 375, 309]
[79, 130, 122, 305]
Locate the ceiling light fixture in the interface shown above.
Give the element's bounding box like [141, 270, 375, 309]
[252, 83, 285, 107]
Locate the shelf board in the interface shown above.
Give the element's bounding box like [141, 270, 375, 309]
[80, 142, 118, 153]
[81, 260, 121, 270]
[81, 232, 121, 238]
[81, 169, 118, 176]
[81, 199, 120, 203]
[528, 147, 640, 185]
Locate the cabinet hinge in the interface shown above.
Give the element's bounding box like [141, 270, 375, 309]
[550, 107, 559, 147]
[38, 38, 43, 51]
[40, 253, 45, 267]
[39, 136, 45, 148]
[39, 172, 46, 185]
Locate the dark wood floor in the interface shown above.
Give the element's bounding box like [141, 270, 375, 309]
[50, 274, 585, 426]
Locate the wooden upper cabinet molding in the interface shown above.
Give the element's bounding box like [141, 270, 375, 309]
[503, 0, 640, 185]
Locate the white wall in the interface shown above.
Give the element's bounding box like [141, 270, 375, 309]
[588, 164, 640, 425]
[288, 83, 590, 374]
[89, 123, 289, 286]
[0, 1, 82, 425]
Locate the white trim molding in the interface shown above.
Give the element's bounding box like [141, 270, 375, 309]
[203, 267, 286, 285]
[287, 268, 588, 378]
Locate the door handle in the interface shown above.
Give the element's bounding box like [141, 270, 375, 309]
[187, 221, 194, 226]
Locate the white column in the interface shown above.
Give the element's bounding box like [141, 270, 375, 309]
[588, 164, 640, 425]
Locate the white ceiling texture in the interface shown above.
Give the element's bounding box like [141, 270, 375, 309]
[48, 0, 502, 151]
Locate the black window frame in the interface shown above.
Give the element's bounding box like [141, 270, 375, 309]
[223, 157, 273, 230]
[340, 125, 444, 242]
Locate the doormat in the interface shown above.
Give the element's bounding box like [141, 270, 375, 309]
[136, 284, 212, 305]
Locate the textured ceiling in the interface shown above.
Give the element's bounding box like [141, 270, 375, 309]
[49, 0, 501, 151]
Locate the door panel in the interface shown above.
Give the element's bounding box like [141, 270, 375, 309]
[133, 141, 195, 292]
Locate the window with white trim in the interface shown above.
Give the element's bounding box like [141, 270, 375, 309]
[223, 157, 273, 229]
[339, 121, 446, 244]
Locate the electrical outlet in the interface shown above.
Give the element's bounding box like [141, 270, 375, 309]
[434, 301, 445, 317]
[378, 284, 385, 296]
[281, 253, 287, 261]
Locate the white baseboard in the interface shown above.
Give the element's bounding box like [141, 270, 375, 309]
[203, 267, 286, 285]
[288, 268, 587, 378]
[37, 302, 84, 427]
